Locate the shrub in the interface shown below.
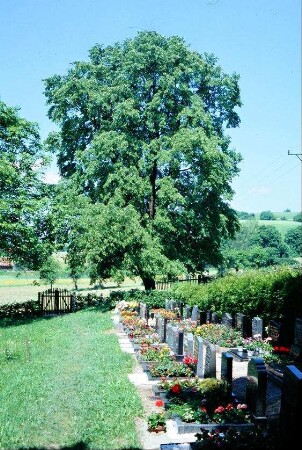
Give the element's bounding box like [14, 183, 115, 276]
[172, 267, 302, 322]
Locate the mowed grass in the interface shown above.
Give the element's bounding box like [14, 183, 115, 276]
[0, 274, 144, 305]
[0, 309, 143, 450]
[240, 218, 301, 237]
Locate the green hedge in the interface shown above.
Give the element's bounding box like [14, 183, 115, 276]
[108, 288, 182, 309]
[172, 267, 302, 322]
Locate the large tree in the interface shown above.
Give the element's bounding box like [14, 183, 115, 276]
[44, 31, 242, 289]
[0, 99, 52, 268]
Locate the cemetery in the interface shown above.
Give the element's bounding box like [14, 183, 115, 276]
[115, 296, 302, 449]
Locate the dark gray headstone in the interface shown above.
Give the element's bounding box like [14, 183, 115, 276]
[194, 336, 204, 377]
[157, 315, 166, 342]
[206, 310, 212, 323]
[204, 342, 216, 378]
[280, 365, 302, 441]
[199, 311, 207, 325]
[211, 312, 220, 324]
[191, 305, 200, 323]
[235, 313, 251, 338]
[294, 317, 302, 346]
[171, 326, 184, 356]
[252, 316, 263, 339]
[222, 312, 233, 328]
[268, 320, 281, 345]
[246, 357, 267, 420]
[221, 352, 233, 385]
[166, 323, 174, 349]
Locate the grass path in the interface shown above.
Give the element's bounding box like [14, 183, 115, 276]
[0, 309, 143, 450]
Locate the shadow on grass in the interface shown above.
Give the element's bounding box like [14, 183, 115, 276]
[0, 304, 115, 328]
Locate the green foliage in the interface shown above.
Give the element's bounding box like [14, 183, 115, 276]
[293, 212, 302, 222]
[44, 31, 242, 288]
[108, 288, 181, 309]
[0, 100, 52, 269]
[221, 222, 297, 270]
[235, 211, 255, 220]
[39, 256, 61, 288]
[260, 210, 275, 220]
[284, 226, 302, 256]
[172, 267, 302, 322]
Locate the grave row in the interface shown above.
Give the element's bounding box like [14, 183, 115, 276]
[137, 301, 302, 438]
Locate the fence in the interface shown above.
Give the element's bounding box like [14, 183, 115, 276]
[38, 288, 76, 315]
[155, 274, 210, 290]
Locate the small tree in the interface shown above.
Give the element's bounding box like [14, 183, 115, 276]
[260, 210, 275, 220]
[285, 226, 302, 256]
[293, 212, 302, 222]
[39, 257, 61, 289]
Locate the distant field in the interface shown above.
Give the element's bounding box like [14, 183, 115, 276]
[0, 272, 143, 305]
[253, 211, 300, 221]
[240, 218, 301, 237]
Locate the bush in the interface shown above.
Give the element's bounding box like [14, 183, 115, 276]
[172, 267, 302, 322]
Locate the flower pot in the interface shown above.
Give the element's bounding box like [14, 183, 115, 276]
[148, 424, 166, 433]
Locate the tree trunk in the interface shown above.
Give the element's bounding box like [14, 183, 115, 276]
[149, 161, 157, 219]
[142, 277, 156, 290]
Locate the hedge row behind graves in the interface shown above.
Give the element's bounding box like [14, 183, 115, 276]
[171, 266, 302, 322]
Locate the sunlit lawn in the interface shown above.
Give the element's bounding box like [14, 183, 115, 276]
[0, 309, 143, 450]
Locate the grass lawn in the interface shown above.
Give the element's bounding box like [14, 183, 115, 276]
[0, 274, 144, 305]
[239, 218, 301, 237]
[0, 308, 143, 450]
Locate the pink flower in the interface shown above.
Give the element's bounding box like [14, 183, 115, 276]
[237, 403, 248, 410]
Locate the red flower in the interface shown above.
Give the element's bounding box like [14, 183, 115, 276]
[199, 406, 207, 412]
[225, 403, 234, 411]
[214, 406, 225, 414]
[279, 346, 290, 353]
[155, 399, 164, 407]
[171, 384, 181, 394]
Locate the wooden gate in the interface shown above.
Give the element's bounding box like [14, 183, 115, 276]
[39, 288, 75, 315]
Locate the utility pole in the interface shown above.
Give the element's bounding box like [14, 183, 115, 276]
[288, 149, 302, 161]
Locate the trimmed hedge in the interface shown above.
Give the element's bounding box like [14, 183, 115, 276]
[172, 267, 302, 322]
[108, 288, 182, 309]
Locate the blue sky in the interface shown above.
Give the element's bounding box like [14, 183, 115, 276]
[1, 0, 301, 213]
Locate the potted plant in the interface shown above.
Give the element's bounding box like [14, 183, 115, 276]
[147, 412, 167, 432]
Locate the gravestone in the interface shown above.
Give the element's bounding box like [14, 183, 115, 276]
[185, 305, 192, 319]
[199, 311, 207, 325]
[221, 352, 233, 386]
[206, 310, 212, 323]
[170, 300, 177, 311]
[191, 305, 200, 323]
[183, 332, 194, 357]
[194, 336, 204, 377]
[179, 302, 184, 319]
[252, 316, 263, 339]
[268, 320, 282, 345]
[139, 302, 148, 321]
[235, 313, 251, 338]
[280, 365, 302, 443]
[246, 357, 267, 423]
[289, 317, 302, 360]
[166, 323, 174, 350]
[204, 342, 216, 378]
[157, 315, 166, 342]
[211, 312, 220, 324]
[172, 326, 184, 357]
[165, 299, 171, 310]
[222, 312, 233, 328]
